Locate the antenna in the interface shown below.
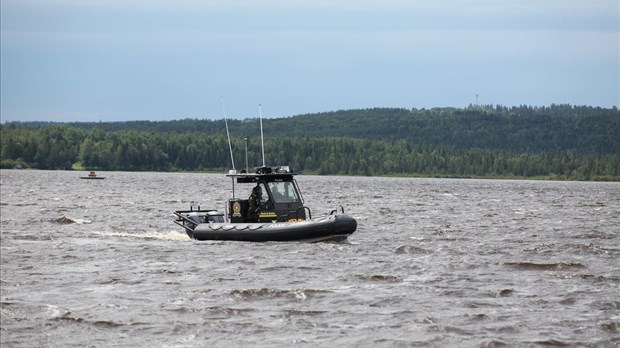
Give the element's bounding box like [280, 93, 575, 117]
[221, 97, 236, 172]
[244, 137, 249, 173]
[259, 104, 266, 167]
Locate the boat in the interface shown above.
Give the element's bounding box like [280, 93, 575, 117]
[173, 165, 357, 242]
[80, 171, 105, 180]
[174, 103, 356, 242]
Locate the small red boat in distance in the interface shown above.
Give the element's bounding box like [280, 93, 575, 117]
[80, 171, 105, 180]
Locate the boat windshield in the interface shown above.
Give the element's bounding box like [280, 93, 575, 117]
[268, 181, 300, 203]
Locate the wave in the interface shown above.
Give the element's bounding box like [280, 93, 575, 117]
[526, 339, 570, 346]
[52, 312, 141, 328]
[504, 262, 586, 271]
[284, 309, 328, 317]
[394, 245, 432, 254]
[229, 288, 331, 300]
[349, 274, 402, 282]
[599, 321, 619, 332]
[491, 289, 514, 297]
[168, 306, 252, 319]
[50, 216, 92, 224]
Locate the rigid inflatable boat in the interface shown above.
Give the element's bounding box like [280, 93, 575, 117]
[173, 166, 357, 242]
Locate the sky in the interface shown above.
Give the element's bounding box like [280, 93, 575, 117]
[1, 0, 618, 122]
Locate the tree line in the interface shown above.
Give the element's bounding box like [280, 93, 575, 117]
[1, 105, 619, 180]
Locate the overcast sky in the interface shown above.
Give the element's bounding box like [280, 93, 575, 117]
[1, 0, 618, 122]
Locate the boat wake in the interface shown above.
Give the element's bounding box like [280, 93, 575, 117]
[90, 230, 190, 241]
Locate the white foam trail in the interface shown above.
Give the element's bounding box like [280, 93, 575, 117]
[91, 230, 191, 241]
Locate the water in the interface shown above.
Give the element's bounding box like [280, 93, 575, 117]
[1, 170, 618, 347]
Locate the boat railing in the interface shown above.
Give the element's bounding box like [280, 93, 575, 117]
[173, 213, 195, 231]
[173, 207, 221, 231]
[329, 205, 346, 215]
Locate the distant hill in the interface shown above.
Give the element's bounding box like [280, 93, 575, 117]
[261, 105, 619, 154]
[2, 104, 619, 180]
[40, 104, 618, 154]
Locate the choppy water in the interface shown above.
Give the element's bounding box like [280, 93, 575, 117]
[1, 169, 619, 347]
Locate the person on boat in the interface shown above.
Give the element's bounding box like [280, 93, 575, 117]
[271, 184, 286, 202]
[248, 186, 261, 221]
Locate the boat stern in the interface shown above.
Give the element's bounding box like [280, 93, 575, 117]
[173, 208, 225, 238]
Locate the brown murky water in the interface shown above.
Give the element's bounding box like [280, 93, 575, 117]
[1, 170, 619, 347]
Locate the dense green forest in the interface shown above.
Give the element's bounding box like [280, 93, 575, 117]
[1, 104, 619, 180]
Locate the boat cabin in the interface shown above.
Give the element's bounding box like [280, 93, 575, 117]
[227, 166, 308, 223]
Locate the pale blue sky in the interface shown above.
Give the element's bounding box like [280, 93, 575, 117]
[1, 0, 618, 122]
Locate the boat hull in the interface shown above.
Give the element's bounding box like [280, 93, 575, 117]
[187, 214, 357, 242]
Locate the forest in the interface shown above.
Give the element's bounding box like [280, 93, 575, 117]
[1, 104, 619, 181]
